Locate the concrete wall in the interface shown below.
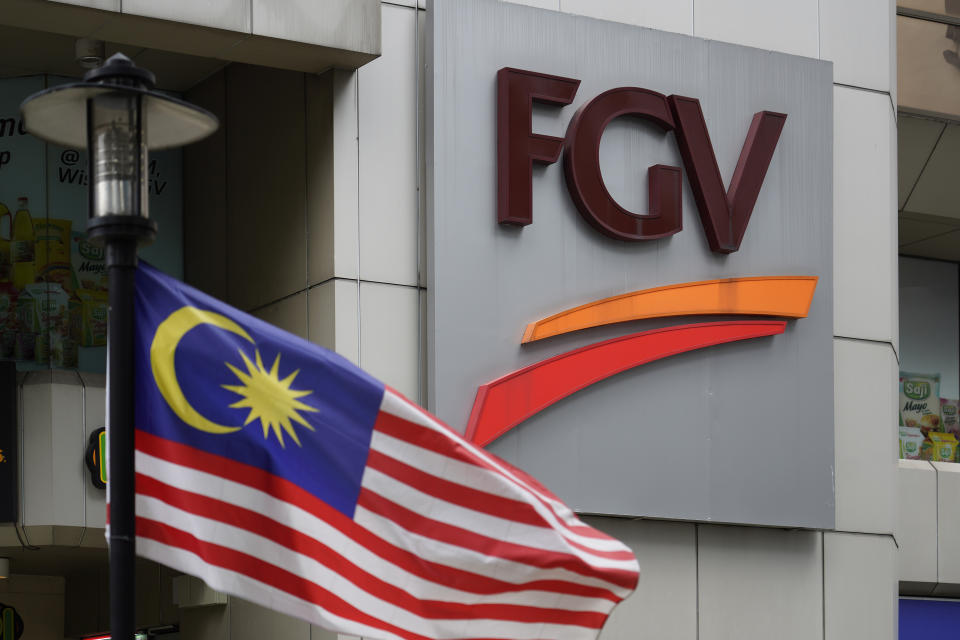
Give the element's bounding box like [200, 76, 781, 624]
[13, 374, 184, 638]
[180, 1, 900, 639]
[896, 460, 960, 596]
[183, 3, 424, 403]
[184, 64, 335, 343]
[0, 0, 380, 73]
[17, 371, 106, 539]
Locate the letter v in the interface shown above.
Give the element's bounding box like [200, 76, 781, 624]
[668, 96, 786, 254]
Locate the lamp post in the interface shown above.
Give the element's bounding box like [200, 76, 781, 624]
[20, 53, 218, 640]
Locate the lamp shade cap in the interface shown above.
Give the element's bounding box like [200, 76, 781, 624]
[20, 83, 219, 150]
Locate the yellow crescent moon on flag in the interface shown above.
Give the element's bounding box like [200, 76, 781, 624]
[150, 306, 255, 435]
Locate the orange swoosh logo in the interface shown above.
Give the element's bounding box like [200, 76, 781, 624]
[521, 276, 817, 343]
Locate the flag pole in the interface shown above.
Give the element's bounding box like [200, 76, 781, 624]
[21, 53, 218, 640]
[104, 234, 146, 640]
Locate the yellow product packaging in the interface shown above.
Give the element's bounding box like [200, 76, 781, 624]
[921, 439, 933, 461]
[38, 262, 77, 294]
[35, 250, 64, 280]
[33, 218, 71, 271]
[77, 289, 108, 347]
[33, 218, 71, 245]
[11, 197, 34, 290]
[0, 202, 10, 283]
[929, 432, 958, 462]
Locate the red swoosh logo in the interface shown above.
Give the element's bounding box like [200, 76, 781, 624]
[466, 321, 786, 447]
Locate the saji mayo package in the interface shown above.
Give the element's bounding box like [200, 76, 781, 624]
[900, 372, 942, 434]
[71, 232, 107, 292]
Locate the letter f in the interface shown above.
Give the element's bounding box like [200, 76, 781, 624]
[497, 68, 580, 225]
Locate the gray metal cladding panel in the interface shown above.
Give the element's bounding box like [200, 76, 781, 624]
[426, 0, 834, 528]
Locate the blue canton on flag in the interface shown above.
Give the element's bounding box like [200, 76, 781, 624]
[132, 263, 639, 640]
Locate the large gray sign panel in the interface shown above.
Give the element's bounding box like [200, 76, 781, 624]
[426, 0, 834, 529]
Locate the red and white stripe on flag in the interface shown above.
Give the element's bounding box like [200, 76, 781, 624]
[132, 388, 640, 640]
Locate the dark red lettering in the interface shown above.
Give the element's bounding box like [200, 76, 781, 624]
[563, 87, 682, 242]
[496, 68, 787, 253]
[668, 96, 786, 253]
[497, 68, 580, 225]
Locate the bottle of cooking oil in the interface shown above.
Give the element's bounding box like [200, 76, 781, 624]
[0, 202, 11, 283]
[11, 196, 34, 289]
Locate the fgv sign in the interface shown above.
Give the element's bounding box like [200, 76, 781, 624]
[429, 0, 834, 530]
[497, 68, 786, 253]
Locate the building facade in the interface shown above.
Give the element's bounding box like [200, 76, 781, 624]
[1, 0, 949, 639]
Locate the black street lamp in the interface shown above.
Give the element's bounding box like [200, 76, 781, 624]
[20, 53, 218, 640]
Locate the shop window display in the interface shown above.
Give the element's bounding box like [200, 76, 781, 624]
[898, 258, 960, 462]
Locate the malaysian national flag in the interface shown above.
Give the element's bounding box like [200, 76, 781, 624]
[130, 263, 639, 640]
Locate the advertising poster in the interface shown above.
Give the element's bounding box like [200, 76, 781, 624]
[0, 75, 182, 373]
